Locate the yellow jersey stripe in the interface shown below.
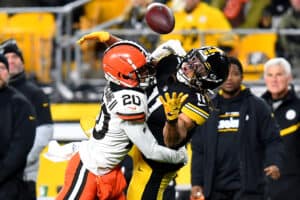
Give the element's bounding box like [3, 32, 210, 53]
[185, 103, 209, 117]
[219, 113, 239, 118]
[181, 103, 209, 125]
[280, 123, 300, 136]
[219, 128, 238, 132]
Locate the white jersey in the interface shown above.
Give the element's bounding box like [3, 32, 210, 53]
[79, 84, 187, 176]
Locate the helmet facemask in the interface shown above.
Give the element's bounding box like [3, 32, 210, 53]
[177, 47, 229, 90]
[134, 63, 156, 90]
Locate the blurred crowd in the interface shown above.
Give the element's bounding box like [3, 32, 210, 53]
[1, 1, 300, 200]
[1, 0, 299, 87]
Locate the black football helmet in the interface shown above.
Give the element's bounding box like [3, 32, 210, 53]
[177, 46, 229, 90]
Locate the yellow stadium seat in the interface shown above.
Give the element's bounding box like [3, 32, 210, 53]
[83, 0, 128, 27]
[0, 13, 9, 43]
[238, 33, 277, 81]
[4, 13, 56, 84]
[0, 13, 8, 31]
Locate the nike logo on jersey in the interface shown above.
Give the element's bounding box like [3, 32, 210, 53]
[128, 106, 137, 110]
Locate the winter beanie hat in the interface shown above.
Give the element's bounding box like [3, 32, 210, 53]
[0, 39, 24, 62]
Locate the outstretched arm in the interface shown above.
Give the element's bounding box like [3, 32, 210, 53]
[120, 121, 188, 164]
[159, 92, 196, 148]
[77, 31, 122, 46]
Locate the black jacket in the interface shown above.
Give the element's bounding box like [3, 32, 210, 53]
[191, 88, 284, 197]
[0, 86, 36, 199]
[261, 87, 300, 175]
[9, 72, 52, 126]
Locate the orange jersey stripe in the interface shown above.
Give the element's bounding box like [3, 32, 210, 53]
[117, 113, 145, 121]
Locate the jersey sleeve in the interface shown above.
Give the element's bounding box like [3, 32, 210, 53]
[106, 89, 148, 122]
[181, 92, 210, 126]
[120, 121, 187, 164]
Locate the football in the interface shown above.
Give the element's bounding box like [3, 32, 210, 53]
[145, 2, 175, 34]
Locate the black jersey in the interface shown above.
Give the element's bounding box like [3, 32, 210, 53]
[0, 86, 36, 193]
[9, 72, 52, 126]
[145, 55, 210, 172]
[262, 87, 300, 175]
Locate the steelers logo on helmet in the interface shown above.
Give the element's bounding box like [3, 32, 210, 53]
[102, 40, 156, 90]
[177, 46, 229, 90]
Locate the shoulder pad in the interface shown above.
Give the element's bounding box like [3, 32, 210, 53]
[105, 89, 147, 122]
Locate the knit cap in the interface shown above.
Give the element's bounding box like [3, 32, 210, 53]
[0, 39, 24, 62]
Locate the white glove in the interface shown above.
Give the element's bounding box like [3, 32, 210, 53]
[178, 146, 188, 165]
[150, 40, 186, 62]
[44, 141, 80, 162]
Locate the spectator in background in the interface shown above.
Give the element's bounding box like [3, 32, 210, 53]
[275, 0, 300, 78]
[268, 0, 291, 28]
[160, 0, 231, 51]
[118, 0, 159, 51]
[262, 57, 300, 200]
[0, 54, 36, 199]
[190, 56, 284, 200]
[0, 39, 53, 200]
[210, 0, 271, 28]
[217, 32, 239, 57]
[258, 6, 273, 28]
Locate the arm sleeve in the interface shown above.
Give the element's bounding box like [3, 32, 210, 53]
[120, 121, 187, 164]
[26, 124, 53, 164]
[258, 100, 284, 169]
[32, 89, 53, 126]
[191, 126, 205, 186]
[0, 97, 36, 184]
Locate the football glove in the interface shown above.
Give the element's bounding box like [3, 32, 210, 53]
[77, 31, 110, 45]
[159, 92, 189, 123]
[150, 40, 186, 62]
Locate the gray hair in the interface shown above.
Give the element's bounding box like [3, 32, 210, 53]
[264, 57, 292, 77]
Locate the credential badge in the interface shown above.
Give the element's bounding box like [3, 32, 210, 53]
[286, 109, 296, 120]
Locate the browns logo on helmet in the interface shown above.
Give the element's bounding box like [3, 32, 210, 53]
[102, 41, 156, 90]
